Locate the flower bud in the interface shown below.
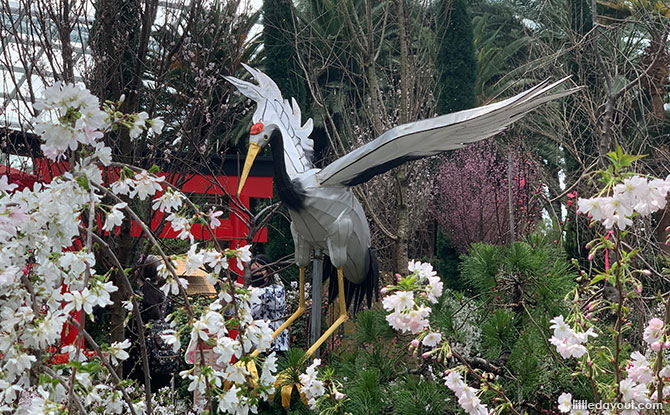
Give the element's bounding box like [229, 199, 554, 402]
[410, 339, 419, 348]
[652, 342, 663, 352]
[588, 254, 593, 261]
[422, 352, 430, 359]
[643, 269, 652, 276]
[665, 341, 670, 349]
[586, 312, 592, 319]
[334, 391, 345, 400]
[380, 287, 388, 295]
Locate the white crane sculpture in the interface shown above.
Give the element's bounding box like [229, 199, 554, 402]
[227, 65, 575, 357]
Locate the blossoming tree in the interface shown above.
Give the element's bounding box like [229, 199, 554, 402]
[0, 84, 280, 415]
[433, 137, 543, 252]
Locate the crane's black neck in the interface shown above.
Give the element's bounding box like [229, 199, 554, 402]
[269, 130, 306, 210]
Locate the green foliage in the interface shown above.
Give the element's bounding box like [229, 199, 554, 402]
[434, 228, 462, 290]
[471, 8, 530, 99]
[480, 308, 516, 360]
[435, 0, 478, 114]
[340, 309, 404, 383]
[458, 242, 500, 292]
[343, 369, 385, 414]
[263, 0, 309, 110]
[455, 235, 579, 406]
[352, 308, 396, 345]
[460, 235, 575, 310]
[264, 210, 295, 265]
[388, 376, 454, 415]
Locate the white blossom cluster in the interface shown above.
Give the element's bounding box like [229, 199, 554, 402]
[642, 317, 667, 351]
[382, 261, 489, 415]
[554, 316, 670, 414]
[382, 260, 443, 334]
[171, 244, 277, 415]
[0, 84, 146, 414]
[444, 371, 490, 415]
[83, 383, 146, 414]
[577, 175, 670, 229]
[299, 359, 325, 410]
[548, 315, 598, 359]
[0, 83, 278, 415]
[111, 170, 166, 201]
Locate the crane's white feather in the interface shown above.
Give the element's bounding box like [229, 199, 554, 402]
[225, 65, 315, 173]
[316, 78, 578, 187]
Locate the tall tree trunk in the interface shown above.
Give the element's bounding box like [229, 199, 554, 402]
[393, 0, 410, 272]
[91, 0, 152, 349]
[507, 152, 515, 243]
[642, 35, 670, 119]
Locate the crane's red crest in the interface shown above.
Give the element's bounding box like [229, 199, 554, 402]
[250, 122, 264, 135]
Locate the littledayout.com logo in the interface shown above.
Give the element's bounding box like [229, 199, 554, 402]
[558, 393, 663, 414]
[571, 399, 662, 413]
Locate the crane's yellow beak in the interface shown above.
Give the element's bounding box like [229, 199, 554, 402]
[237, 142, 262, 195]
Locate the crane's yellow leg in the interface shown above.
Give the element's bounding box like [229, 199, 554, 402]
[271, 266, 307, 339]
[250, 267, 307, 358]
[305, 267, 347, 358]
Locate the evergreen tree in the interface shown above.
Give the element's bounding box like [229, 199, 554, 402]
[434, 0, 478, 285]
[435, 0, 477, 114]
[263, 0, 308, 109]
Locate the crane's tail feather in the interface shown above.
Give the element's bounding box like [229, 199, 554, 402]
[324, 249, 379, 314]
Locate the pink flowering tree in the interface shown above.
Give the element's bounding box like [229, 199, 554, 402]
[433, 137, 543, 252]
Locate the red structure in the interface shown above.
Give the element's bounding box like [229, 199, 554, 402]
[0, 164, 38, 191]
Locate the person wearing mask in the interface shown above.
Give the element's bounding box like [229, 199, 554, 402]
[249, 254, 288, 354]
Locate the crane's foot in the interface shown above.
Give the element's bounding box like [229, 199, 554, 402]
[273, 365, 308, 408]
[305, 267, 348, 358]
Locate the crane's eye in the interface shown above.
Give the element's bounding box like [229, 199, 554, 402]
[250, 122, 264, 135]
[263, 134, 269, 141]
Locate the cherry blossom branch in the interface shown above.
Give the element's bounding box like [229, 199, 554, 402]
[91, 182, 215, 413]
[87, 229, 153, 413]
[67, 187, 97, 414]
[68, 319, 139, 415]
[41, 365, 87, 415]
[450, 350, 521, 415]
[108, 162, 223, 252]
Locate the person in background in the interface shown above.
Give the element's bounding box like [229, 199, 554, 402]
[249, 254, 288, 354]
[125, 255, 178, 392]
[139, 255, 167, 322]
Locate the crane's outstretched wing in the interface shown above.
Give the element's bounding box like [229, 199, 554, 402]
[316, 78, 577, 187]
